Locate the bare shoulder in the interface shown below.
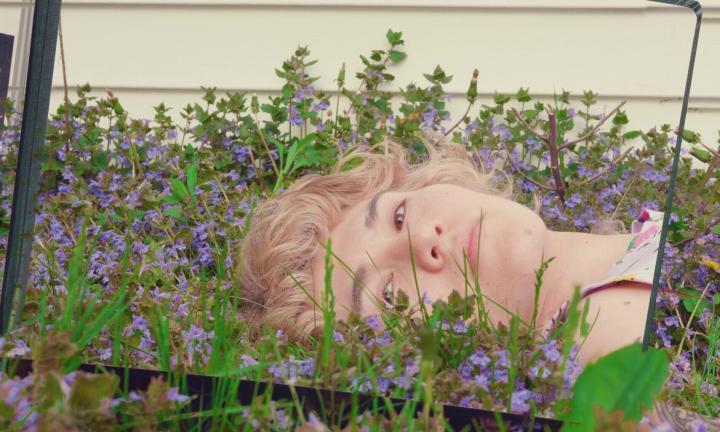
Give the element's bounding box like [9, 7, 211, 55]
[573, 283, 654, 365]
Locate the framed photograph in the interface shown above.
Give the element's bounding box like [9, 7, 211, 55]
[0, 0, 717, 430]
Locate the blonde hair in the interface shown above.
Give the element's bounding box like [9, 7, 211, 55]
[236, 132, 624, 341]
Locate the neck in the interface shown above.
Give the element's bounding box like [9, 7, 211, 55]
[534, 229, 636, 325]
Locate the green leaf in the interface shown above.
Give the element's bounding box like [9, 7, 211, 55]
[161, 195, 179, 204]
[493, 92, 510, 106]
[713, 225, 720, 235]
[612, 111, 629, 126]
[682, 295, 710, 314]
[91, 151, 110, 172]
[690, 147, 712, 164]
[163, 205, 185, 221]
[678, 128, 701, 144]
[386, 29, 403, 45]
[623, 130, 642, 140]
[186, 163, 198, 198]
[516, 87, 531, 103]
[561, 343, 668, 431]
[170, 178, 189, 202]
[389, 50, 407, 63]
[281, 83, 294, 101]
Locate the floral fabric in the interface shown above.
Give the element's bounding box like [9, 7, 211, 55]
[541, 208, 665, 339]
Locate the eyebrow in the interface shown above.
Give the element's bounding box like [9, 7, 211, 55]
[351, 188, 392, 314]
[364, 188, 391, 229]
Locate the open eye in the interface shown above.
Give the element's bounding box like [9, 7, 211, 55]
[393, 200, 406, 231]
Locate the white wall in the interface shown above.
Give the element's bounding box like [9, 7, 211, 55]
[1, 0, 719, 152]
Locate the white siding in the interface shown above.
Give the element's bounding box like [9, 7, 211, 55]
[1, 0, 718, 154]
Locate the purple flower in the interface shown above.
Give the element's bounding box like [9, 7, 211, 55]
[452, 320, 468, 334]
[311, 100, 330, 112]
[299, 358, 316, 377]
[491, 125, 513, 142]
[98, 347, 112, 361]
[663, 316, 680, 328]
[468, 349, 490, 367]
[166, 387, 190, 403]
[525, 136, 542, 151]
[495, 349, 509, 368]
[656, 325, 673, 348]
[293, 85, 316, 102]
[511, 388, 534, 414]
[365, 315, 382, 332]
[493, 368, 508, 384]
[641, 168, 670, 183]
[457, 362, 474, 380]
[394, 374, 413, 391]
[459, 394, 477, 408]
[404, 359, 420, 377]
[565, 193, 582, 209]
[572, 214, 586, 228]
[132, 240, 150, 255]
[700, 382, 718, 398]
[166, 129, 178, 141]
[352, 375, 373, 392]
[530, 361, 550, 379]
[540, 340, 562, 363]
[175, 302, 189, 319]
[232, 145, 251, 164]
[375, 331, 392, 347]
[124, 316, 151, 338]
[473, 373, 490, 391]
[578, 165, 595, 177]
[377, 377, 392, 393]
[288, 105, 304, 126]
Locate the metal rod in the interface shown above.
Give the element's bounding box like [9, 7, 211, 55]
[0, 0, 63, 336]
[0, 34, 14, 130]
[642, 0, 703, 352]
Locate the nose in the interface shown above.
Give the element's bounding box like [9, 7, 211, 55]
[407, 220, 446, 272]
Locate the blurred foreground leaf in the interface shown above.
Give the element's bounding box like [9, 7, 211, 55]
[561, 343, 669, 432]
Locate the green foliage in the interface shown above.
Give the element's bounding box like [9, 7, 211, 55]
[0, 25, 717, 430]
[561, 343, 669, 431]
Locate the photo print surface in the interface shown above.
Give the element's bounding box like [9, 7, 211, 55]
[0, 0, 717, 430]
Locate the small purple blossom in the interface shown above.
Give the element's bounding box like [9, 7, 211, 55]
[166, 387, 190, 404]
[365, 315, 382, 332]
[510, 387, 534, 414]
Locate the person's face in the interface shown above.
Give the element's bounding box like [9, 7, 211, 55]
[310, 183, 549, 324]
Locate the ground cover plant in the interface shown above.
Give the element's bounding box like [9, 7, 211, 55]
[0, 29, 718, 430]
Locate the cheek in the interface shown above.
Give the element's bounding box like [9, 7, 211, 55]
[488, 217, 546, 274]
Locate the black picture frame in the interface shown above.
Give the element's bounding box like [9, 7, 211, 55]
[0, 33, 14, 130]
